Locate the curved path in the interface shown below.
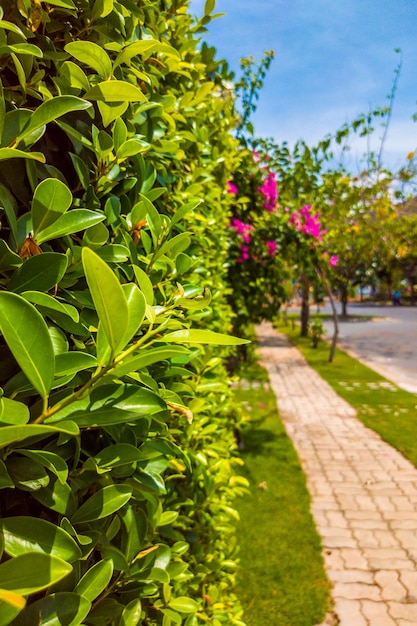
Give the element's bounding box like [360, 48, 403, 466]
[256, 322, 417, 626]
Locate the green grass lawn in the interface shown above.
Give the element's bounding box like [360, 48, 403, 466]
[233, 365, 331, 626]
[276, 318, 417, 468]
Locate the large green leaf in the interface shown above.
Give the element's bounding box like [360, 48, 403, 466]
[22, 291, 79, 322]
[160, 329, 250, 345]
[32, 179, 72, 236]
[74, 559, 113, 601]
[0, 553, 72, 594]
[16, 96, 92, 146]
[55, 351, 97, 377]
[0, 240, 22, 271]
[0, 293, 55, 398]
[1, 517, 82, 562]
[45, 384, 166, 426]
[82, 247, 129, 356]
[12, 592, 91, 626]
[120, 283, 146, 345]
[107, 346, 188, 380]
[168, 597, 199, 614]
[0, 590, 26, 626]
[0, 422, 78, 450]
[0, 148, 45, 162]
[120, 599, 142, 626]
[0, 397, 29, 425]
[71, 484, 132, 524]
[84, 81, 147, 102]
[9, 252, 68, 293]
[132, 265, 154, 305]
[36, 209, 105, 244]
[64, 41, 112, 79]
[16, 449, 68, 484]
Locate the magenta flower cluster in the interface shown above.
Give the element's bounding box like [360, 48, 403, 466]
[258, 171, 278, 211]
[230, 218, 253, 243]
[227, 181, 238, 195]
[288, 204, 325, 240]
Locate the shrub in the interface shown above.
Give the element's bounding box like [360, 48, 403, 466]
[0, 1, 248, 624]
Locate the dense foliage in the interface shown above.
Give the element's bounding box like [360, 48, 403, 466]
[0, 1, 250, 624]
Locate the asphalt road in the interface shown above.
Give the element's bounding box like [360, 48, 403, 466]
[317, 302, 417, 393]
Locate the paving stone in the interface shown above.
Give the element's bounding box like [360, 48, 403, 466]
[361, 599, 398, 625]
[332, 598, 367, 626]
[388, 601, 417, 622]
[374, 570, 407, 601]
[327, 569, 374, 584]
[333, 581, 382, 601]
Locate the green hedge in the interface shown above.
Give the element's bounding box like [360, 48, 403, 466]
[0, 1, 248, 624]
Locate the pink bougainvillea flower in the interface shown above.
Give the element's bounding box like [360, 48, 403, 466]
[226, 181, 238, 194]
[266, 240, 277, 256]
[258, 171, 278, 211]
[329, 255, 339, 267]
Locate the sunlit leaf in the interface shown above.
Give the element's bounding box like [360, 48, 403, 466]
[0, 293, 55, 398]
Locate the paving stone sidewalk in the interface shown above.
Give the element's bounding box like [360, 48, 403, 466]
[256, 321, 417, 626]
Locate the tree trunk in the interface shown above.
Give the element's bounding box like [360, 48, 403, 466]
[409, 275, 415, 305]
[300, 273, 310, 337]
[340, 284, 349, 316]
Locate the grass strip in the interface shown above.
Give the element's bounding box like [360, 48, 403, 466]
[233, 363, 331, 626]
[276, 319, 417, 468]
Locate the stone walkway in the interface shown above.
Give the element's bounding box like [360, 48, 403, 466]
[256, 322, 417, 626]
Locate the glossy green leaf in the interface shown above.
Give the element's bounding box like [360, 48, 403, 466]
[0, 553, 72, 594]
[85, 81, 147, 102]
[12, 593, 91, 626]
[71, 484, 132, 524]
[0, 461, 14, 489]
[1, 517, 82, 562]
[152, 232, 191, 264]
[64, 41, 112, 79]
[44, 0, 76, 6]
[0, 397, 29, 425]
[117, 139, 148, 159]
[97, 100, 129, 126]
[32, 179, 72, 236]
[74, 559, 113, 602]
[82, 247, 129, 356]
[0, 292, 55, 398]
[132, 265, 154, 305]
[60, 60, 90, 91]
[36, 209, 106, 244]
[32, 477, 76, 516]
[0, 240, 22, 271]
[170, 199, 202, 227]
[0, 148, 45, 162]
[168, 597, 199, 614]
[160, 329, 250, 345]
[55, 351, 97, 377]
[120, 283, 146, 345]
[0, 590, 26, 626]
[108, 346, 188, 380]
[0, 422, 78, 450]
[16, 449, 68, 484]
[22, 291, 79, 322]
[120, 599, 142, 626]
[16, 96, 92, 145]
[92, 443, 143, 470]
[46, 383, 166, 426]
[6, 457, 49, 491]
[9, 252, 68, 294]
[113, 40, 179, 69]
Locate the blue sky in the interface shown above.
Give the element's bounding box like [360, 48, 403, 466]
[190, 0, 417, 171]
